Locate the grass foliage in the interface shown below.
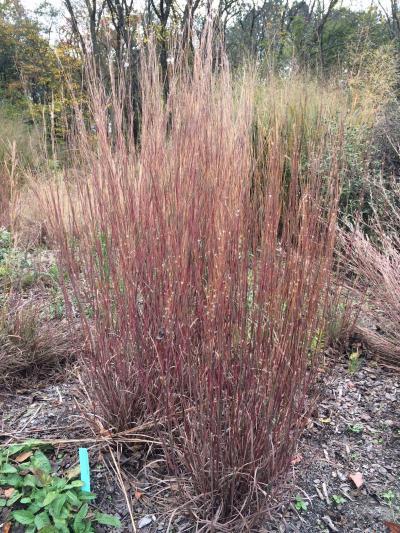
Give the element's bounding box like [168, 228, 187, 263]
[47, 42, 343, 528]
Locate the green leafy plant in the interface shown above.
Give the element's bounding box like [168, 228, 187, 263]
[48, 263, 60, 281]
[0, 441, 121, 532]
[49, 289, 65, 319]
[0, 229, 11, 284]
[0, 241, 37, 291]
[47, 263, 69, 285]
[0, 263, 11, 280]
[0, 228, 11, 261]
[348, 422, 364, 434]
[332, 494, 345, 506]
[382, 489, 396, 506]
[20, 271, 38, 290]
[294, 495, 308, 512]
[348, 350, 360, 374]
[310, 329, 325, 352]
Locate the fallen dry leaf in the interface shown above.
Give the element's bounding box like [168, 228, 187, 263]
[290, 454, 302, 465]
[4, 488, 15, 498]
[385, 521, 400, 533]
[15, 450, 33, 463]
[3, 521, 12, 533]
[134, 490, 143, 500]
[95, 419, 112, 437]
[348, 472, 364, 488]
[66, 464, 81, 480]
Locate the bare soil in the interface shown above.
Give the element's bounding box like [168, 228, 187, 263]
[263, 352, 400, 532]
[1, 351, 399, 532]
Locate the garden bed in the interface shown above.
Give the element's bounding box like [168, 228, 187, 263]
[1, 351, 398, 532]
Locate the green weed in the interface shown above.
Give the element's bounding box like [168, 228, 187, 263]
[348, 422, 364, 434]
[310, 329, 325, 353]
[348, 350, 360, 374]
[49, 290, 65, 319]
[382, 490, 396, 506]
[332, 494, 345, 506]
[294, 495, 308, 512]
[0, 441, 121, 532]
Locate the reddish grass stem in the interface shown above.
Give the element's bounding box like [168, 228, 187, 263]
[47, 40, 341, 528]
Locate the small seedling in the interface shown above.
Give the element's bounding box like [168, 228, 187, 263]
[348, 422, 364, 434]
[49, 290, 65, 319]
[383, 490, 396, 506]
[332, 494, 345, 506]
[0, 228, 11, 261]
[20, 271, 37, 289]
[294, 495, 308, 512]
[48, 263, 59, 281]
[348, 350, 360, 373]
[310, 329, 325, 352]
[85, 305, 94, 319]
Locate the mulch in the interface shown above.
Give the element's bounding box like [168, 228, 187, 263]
[1, 350, 399, 532]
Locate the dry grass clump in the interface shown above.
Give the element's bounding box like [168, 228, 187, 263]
[10, 176, 71, 249]
[347, 43, 398, 128]
[47, 40, 342, 528]
[341, 176, 400, 368]
[0, 106, 43, 233]
[343, 229, 400, 368]
[324, 284, 360, 348]
[0, 172, 11, 228]
[0, 222, 79, 384]
[0, 145, 19, 231]
[0, 297, 79, 385]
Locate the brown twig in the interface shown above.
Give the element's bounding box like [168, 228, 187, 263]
[108, 445, 137, 533]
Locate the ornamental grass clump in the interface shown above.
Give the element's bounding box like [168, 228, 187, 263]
[48, 41, 342, 528]
[341, 177, 400, 369]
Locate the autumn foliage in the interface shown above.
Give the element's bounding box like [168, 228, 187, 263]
[48, 42, 342, 527]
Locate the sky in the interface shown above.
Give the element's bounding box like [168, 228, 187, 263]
[21, 0, 393, 17]
[22, 0, 62, 9]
